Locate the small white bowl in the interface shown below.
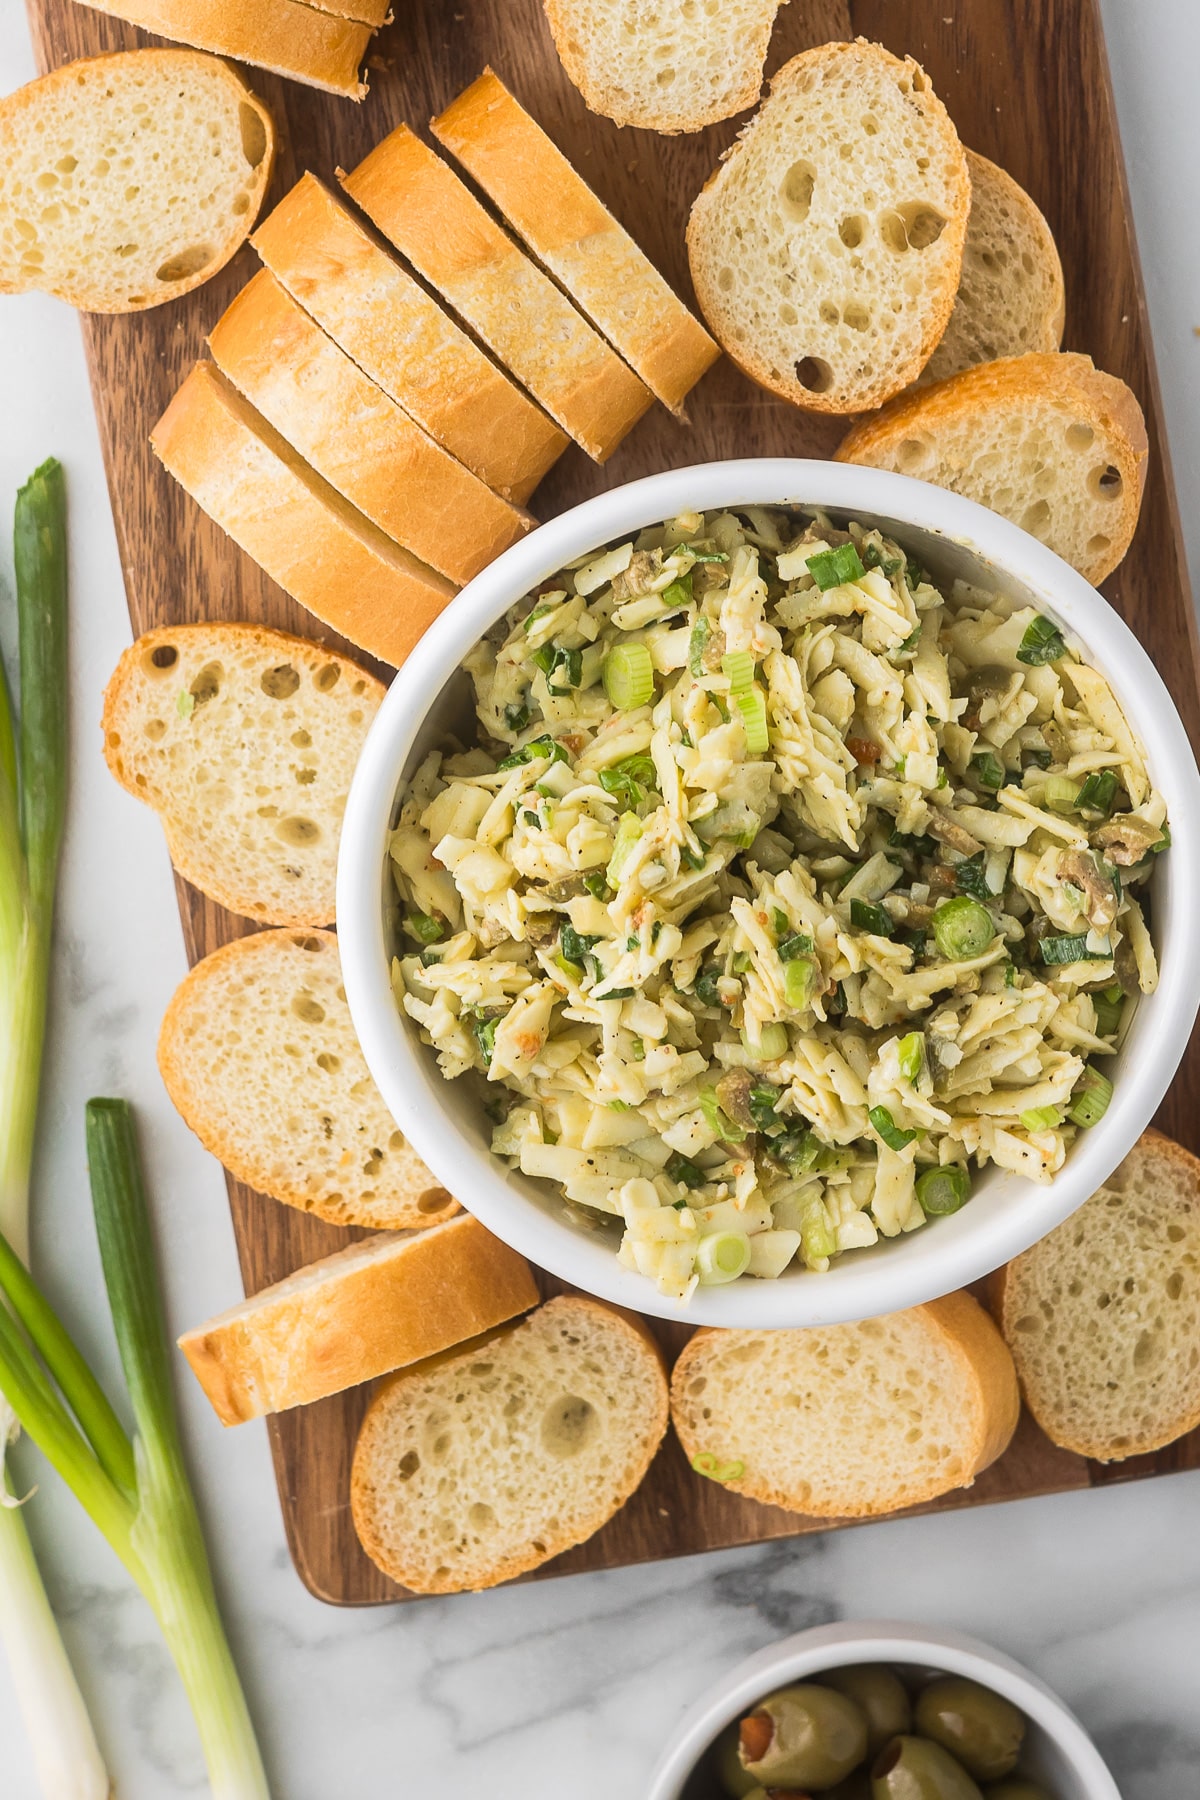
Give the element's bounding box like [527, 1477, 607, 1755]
[646, 1619, 1120, 1800]
[337, 459, 1200, 1329]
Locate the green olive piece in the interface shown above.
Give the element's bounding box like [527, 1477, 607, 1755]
[741, 1683, 870, 1789]
[984, 1785, 1052, 1800]
[714, 1722, 762, 1797]
[871, 1735, 984, 1800]
[825, 1771, 875, 1800]
[915, 1678, 1026, 1781]
[822, 1667, 913, 1753]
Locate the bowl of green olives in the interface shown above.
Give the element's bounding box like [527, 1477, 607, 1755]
[647, 1622, 1120, 1800]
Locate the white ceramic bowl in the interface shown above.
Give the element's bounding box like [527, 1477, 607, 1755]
[645, 1619, 1121, 1800]
[338, 459, 1200, 1328]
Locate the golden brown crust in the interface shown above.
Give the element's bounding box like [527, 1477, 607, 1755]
[73, 0, 371, 96]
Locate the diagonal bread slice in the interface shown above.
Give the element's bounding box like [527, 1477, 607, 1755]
[102, 623, 383, 927]
[670, 1292, 1019, 1517]
[0, 50, 274, 312]
[158, 928, 458, 1233]
[179, 1215, 540, 1426]
[73, 0, 372, 98]
[543, 0, 788, 133]
[351, 1295, 668, 1592]
[835, 352, 1148, 585]
[208, 269, 532, 585]
[251, 175, 567, 505]
[340, 128, 654, 462]
[687, 40, 970, 413]
[151, 362, 456, 669]
[990, 1129, 1200, 1461]
[922, 149, 1065, 385]
[431, 70, 720, 412]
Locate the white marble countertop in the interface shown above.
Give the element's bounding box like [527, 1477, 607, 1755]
[3, 3, 1200, 1794]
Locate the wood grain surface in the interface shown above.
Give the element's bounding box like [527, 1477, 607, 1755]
[24, 0, 1200, 1604]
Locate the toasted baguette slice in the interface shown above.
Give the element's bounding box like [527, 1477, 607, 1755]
[102, 624, 382, 927]
[209, 270, 531, 585]
[251, 176, 567, 504]
[922, 150, 1065, 384]
[0, 51, 273, 312]
[671, 1292, 1019, 1518]
[340, 128, 654, 461]
[151, 363, 455, 668]
[159, 928, 457, 1232]
[543, 0, 787, 133]
[74, 0, 371, 97]
[179, 1216, 540, 1426]
[431, 71, 719, 412]
[991, 1130, 1200, 1461]
[836, 352, 1148, 585]
[351, 1296, 668, 1592]
[687, 41, 970, 413]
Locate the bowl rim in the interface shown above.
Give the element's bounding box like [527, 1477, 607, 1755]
[337, 457, 1200, 1329]
[642, 1617, 1122, 1799]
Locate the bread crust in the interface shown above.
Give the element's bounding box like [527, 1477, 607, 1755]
[178, 1215, 540, 1426]
[151, 363, 456, 669]
[73, 0, 371, 96]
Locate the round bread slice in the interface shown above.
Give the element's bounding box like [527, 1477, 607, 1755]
[686, 40, 970, 412]
[670, 1291, 1019, 1517]
[158, 928, 457, 1231]
[0, 50, 274, 312]
[351, 1296, 668, 1593]
[991, 1129, 1200, 1461]
[103, 623, 384, 928]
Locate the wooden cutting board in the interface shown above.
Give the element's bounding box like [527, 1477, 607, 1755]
[25, 0, 1200, 1604]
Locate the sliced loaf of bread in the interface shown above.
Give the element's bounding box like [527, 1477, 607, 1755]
[351, 1296, 668, 1592]
[74, 0, 372, 98]
[991, 1130, 1200, 1461]
[687, 41, 970, 412]
[836, 352, 1148, 584]
[158, 928, 457, 1232]
[670, 1292, 1019, 1517]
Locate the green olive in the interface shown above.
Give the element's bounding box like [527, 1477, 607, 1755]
[915, 1679, 1025, 1782]
[713, 1722, 761, 1797]
[825, 1771, 875, 1800]
[822, 1666, 913, 1753]
[741, 1683, 870, 1788]
[984, 1785, 1052, 1800]
[871, 1735, 984, 1800]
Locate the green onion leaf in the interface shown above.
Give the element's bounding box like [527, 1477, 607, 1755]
[660, 569, 693, 611]
[869, 1105, 921, 1151]
[523, 602, 555, 634]
[953, 853, 995, 902]
[694, 964, 724, 1008]
[746, 1021, 789, 1061]
[688, 616, 710, 676]
[932, 897, 996, 960]
[583, 872, 611, 901]
[503, 700, 530, 733]
[1068, 1066, 1113, 1127]
[666, 1153, 707, 1191]
[496, 734, 567, 771]
[560, 923, 599, 968]
[777, 931, 814, 961]
[404, 911, 443, 945]
[850, 899, 895, 938]
[602, 642, 654, 710]
[1038, 932, 1092, 966]
[598, 752, 656, 810]
[971, 749, 1006, 791]
[721, 650, 754, 692]
[773, 1128, 823, 1173]
[1076, 770, 1118, 817]
[916, 1164, 971, 1216]
[748, 1084, 781, 1131]
[1017, 614, 1067, 665]
[806, 543, 866, 589]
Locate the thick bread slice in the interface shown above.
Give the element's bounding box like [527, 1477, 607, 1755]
[431, 70, 719, 412]
[351, 1296, 668, 1592]
[687, 41, 970, 413]
[991, 1130, 1200, 1461]
[209, 270, 532, 585]
[158, 928, 458, 1232]
[251, 176, 567, 504]
[179, 1216, 540, 1426]
[151, 363, 455, 668]
[836, 352, 1148, 585]
[102, 624, 382, 927]
[340, 128, 654, 462]
[74, 0, 371, 98]
[922, 150, 1065, 384]
[543, 0, 788, 133]
[670, 1292, 1019, 1518]
[0, 51, 273, 312]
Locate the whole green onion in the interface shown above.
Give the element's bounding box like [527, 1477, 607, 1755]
[932, 896, 996, 961]
[916, 1164, 971, 1216]
[1068, 1066, 1113, 1127]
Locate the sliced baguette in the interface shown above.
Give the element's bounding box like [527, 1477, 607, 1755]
[340, 128, 654, 462]
[102, 624, 382, 927]
[158, 928, 457, 1232]
[0, 50, 273, 312]
[543, 0, 788, 133]
[179, 1215, 540, 1426]
[670, 1292, 1019, 1518]
[151, 362, 455, 669]
[835, 352, 1148, 584]
[687, 41, 970, 413]
[431, 70, 719, 412]
[209, 270, 531, 585]
[251, 175, 567, 505]
[991, 1130, 1200, 1461]
[351, 1296, 668, 1592]
[74, 0, 372, 98]
[922, 149, 1065, 384]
